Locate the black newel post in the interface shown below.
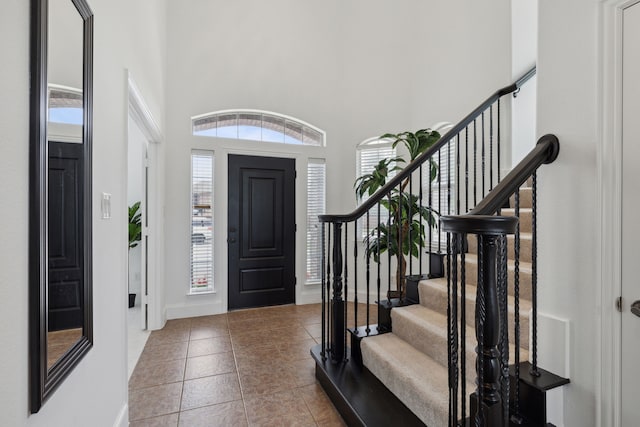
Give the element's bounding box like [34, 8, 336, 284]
[440, 215, 517, 427]
[470, 233, 502, 425]
[331, 222, 345, 362]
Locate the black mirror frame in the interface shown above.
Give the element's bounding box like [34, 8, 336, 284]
[29, 0, 93, 413]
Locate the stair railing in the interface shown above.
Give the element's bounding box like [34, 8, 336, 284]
[318, 67, 562, 426]
[441, 134, 560, 426]
[319, 67, 536, 363]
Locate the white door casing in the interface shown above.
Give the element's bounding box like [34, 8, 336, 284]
[620, 2, 640, 425]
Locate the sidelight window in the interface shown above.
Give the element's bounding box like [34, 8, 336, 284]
[306, 159, 326, 284]
[190, 150, 214, 293]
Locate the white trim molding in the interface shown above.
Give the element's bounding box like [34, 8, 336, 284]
[128, 72, 163, 144]
[597, 1, 639, 426]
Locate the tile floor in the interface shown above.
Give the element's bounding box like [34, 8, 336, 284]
[128, 302, 377, 426]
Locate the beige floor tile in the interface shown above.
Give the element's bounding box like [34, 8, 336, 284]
[178, 401, 248, 427]
[238, 365, 298, 398]
[190, 324, 230, 340]
[181, 373, 242, 411]
[299, 383, 345, 426]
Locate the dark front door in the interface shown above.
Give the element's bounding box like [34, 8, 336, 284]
[228, 155, 295, 310]
[48, 141, 84, 331]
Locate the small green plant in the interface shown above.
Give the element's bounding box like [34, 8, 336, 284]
[355, 129, 441, 300]
[128, 201, 142, 250]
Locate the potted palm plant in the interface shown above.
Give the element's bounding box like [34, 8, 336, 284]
[128, 201, 142, 308]
[355, 129, 441, 301]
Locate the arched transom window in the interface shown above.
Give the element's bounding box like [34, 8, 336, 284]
[192, 110, 325, 146]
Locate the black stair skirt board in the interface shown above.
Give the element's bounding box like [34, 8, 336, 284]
[347, 324, 383, 367]
[377, 298, 413, 332]
[508, 361, 570, 426]
[311, 344, 425, 427]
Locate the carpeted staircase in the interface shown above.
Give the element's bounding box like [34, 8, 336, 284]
[360, 184, 534, 427]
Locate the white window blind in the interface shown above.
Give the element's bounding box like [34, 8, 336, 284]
[190, 151, 214, 293]
[306, 159, 326, 283]
[356, 141, 396, 239]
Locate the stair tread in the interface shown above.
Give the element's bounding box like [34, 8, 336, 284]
[361, 332, 472, 427]
[392, 305, 529, 364]
[421, 277, 533, 308]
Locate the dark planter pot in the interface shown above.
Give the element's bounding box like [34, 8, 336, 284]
[128, 293, 136, 308]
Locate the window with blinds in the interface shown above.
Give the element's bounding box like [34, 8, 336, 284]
[190, 151, 214, 293]
[192, 110, 325, 147]
[356, 139, 396, 239]
[306, 159, 326, 283]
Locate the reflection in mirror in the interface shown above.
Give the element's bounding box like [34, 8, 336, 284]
[46, 0, 85, 373]
[30, 0, 93, 413]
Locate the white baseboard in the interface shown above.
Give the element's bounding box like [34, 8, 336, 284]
[113, 403, 128, 427]
[165, 301, 225, 319]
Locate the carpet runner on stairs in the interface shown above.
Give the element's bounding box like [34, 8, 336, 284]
[360, 183, 534, 426]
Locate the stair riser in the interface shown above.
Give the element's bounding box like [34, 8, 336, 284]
[467, 234, 533, 262]
[461, 260, 532, 301]
[418, 282, 530, 350]
[391, 310, 478, 384]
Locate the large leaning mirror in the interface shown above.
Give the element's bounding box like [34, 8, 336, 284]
[29, 0, 93, 413]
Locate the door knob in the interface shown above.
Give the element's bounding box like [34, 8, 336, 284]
[632, 300, 640, 318]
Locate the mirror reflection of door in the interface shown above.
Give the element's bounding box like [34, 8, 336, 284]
[47, 141, 84, 369]
[46, 0, 85, 370]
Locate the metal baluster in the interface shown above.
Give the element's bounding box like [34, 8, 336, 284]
[531, 172, 540, 377]
[482, 112, 486, 198]
[461, 233, 467, 423]
[321, 223, 326, 360]
[439, 149, 442, 253]
[466, 127, 469, 214]
[429, 157, 433, 258]
[457, 134, 461, 216]
[512, 189, 523, 423]
[377, 202, 381, 323]
[398, 182, 404, 299]
[451, 233, 459, 426]
[409, 174, 413, 277]
[490, 104, 494, 191]
[497, 99, 501, 184]
[354, 222, 358, 337]
[475, 234, 484, 427]
[419, 165, 423, 275]
[448, 141, 452, 217]
[366, 211, 371, 335]
[331, 222, 344, 362]
[326, 225, 332, 358]
[498, 234, 509, 426]
[344, 222, 348, 361]
[388, 191, 392, 303]
[474, 120, 478, 206]
[447, 231, 453, 425]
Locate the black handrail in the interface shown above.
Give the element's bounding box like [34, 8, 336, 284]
[319, 66, 537, 223]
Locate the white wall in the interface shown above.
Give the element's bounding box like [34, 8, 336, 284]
[511, 0, 538, 167]
[536, 0, 600, 426]
[0, 0, 166, 425]
[164, 0, 512, 316]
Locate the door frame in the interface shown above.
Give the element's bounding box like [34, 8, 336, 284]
[598, 1, 640, 426]
[127, 73, 163, 330]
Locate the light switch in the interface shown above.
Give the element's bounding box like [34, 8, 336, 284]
[101, 192, 112, 219]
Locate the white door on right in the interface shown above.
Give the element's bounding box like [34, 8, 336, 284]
[621, 2, 640, 425]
